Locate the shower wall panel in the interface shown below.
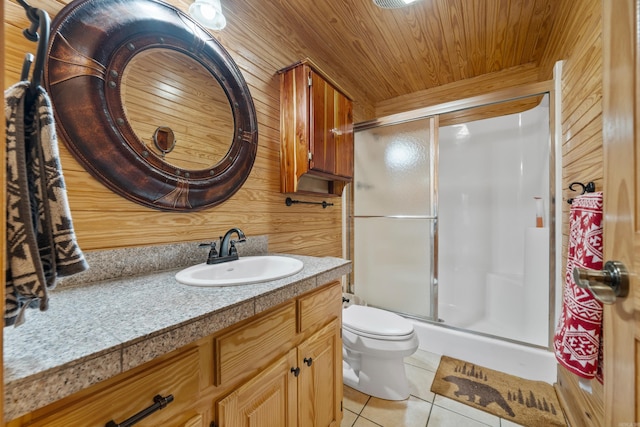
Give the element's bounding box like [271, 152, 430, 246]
[438, 96, 550, 346]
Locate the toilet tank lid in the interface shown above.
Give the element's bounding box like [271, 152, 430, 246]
[343, 305, 414, 336]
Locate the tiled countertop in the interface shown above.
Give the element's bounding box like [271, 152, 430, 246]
[3, 238, 351, 421]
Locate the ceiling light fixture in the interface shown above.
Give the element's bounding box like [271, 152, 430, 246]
[189, 0, 226, 30]
[373, 0, 420, 8]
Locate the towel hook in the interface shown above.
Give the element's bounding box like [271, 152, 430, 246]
[16, 0, 51, 97]
[567, 181, 596, 204]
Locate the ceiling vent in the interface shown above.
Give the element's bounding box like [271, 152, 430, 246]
[373, 0, 418, 9]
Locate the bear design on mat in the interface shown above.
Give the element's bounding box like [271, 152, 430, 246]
[443, 375, 515, 417]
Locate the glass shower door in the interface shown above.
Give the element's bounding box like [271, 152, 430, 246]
[353, 117, 436, 320]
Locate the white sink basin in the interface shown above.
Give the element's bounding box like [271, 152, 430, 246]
[175, 255, 304, 287]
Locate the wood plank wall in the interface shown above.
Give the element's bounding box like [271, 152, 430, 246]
[4, 0, 376, 256]
[539, 0, 604, 426]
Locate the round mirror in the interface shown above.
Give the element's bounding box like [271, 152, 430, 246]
[122, 49, 234, 170]
[44, 0, 258, 211]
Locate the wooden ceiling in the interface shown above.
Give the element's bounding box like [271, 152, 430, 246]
[225, 0, 561, 108]
[6, 0, 562, 118]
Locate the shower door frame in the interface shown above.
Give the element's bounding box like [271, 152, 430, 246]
[348, 77, 560, 349]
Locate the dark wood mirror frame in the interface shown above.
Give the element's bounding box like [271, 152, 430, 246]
[44, 0, 258, 211]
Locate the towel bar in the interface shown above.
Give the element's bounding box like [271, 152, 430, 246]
[285, 197, 334, 209]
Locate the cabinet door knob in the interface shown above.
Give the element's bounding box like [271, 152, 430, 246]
[303, 357, 313, 367]
[291, 367, 300, 377]
[573, 260, 629, 305]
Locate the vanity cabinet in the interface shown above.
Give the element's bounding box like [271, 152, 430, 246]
[7, 281, 343, 427]
[216, 282, 342, 427]
[279, 59, 354, 196]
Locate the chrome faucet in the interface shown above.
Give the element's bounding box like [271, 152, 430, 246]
[199, 228, 247, 264]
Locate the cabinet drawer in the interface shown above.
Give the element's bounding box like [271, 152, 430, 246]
[215, 302, 296, 386]
[22, 348, 201, 427]
[297, 281, 342, 333]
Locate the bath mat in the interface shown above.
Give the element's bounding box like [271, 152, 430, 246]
[431, 356, 566, 426]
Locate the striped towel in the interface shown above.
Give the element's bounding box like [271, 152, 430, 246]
[4, 82, 88, 327]
[553, 192, 604, 383]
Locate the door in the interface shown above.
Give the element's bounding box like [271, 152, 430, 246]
[333, 90, 354, 179]
[310, 70, 337, 175]
[602, 0, 638, 423]
[297, 319, 342, 427]
[353, 117, 435, 319]
[217, 349, 298, 427]
[309, 69, 353, 179]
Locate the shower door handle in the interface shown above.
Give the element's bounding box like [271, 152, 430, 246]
[573, 260, 629, 305]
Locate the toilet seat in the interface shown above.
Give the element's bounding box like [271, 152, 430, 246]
[343, 305, 414, 340]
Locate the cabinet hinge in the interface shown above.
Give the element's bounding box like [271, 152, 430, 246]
[341, 400, 343, 412]
[308, 151, 313, 161]
[308, 75, 312, 87]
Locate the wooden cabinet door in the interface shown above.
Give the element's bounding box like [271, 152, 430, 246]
[333, 92, 354, 179]
[309, 70, 337, 175]
[217, 348, 298, 427]
[308, 70, 353, 180]
[297, 319, 342, 427]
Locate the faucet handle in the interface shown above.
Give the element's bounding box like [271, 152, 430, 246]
[199, 242, 218, 262]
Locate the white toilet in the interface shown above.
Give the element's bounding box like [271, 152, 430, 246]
[342, 304, 419, 400]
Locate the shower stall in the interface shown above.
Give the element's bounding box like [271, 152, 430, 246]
[348, 88, 559, 382]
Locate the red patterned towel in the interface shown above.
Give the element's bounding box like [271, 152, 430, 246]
[553, 192, 604, 382]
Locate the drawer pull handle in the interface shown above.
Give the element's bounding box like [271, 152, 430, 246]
[291, 367, 300, 377]
[304, 357, 313, 366]
[105, 394, 174, 427]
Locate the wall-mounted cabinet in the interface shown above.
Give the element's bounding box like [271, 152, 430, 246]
[279, 59, 354, 196]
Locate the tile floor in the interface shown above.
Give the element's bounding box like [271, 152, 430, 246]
[341, 349, 525, 427]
